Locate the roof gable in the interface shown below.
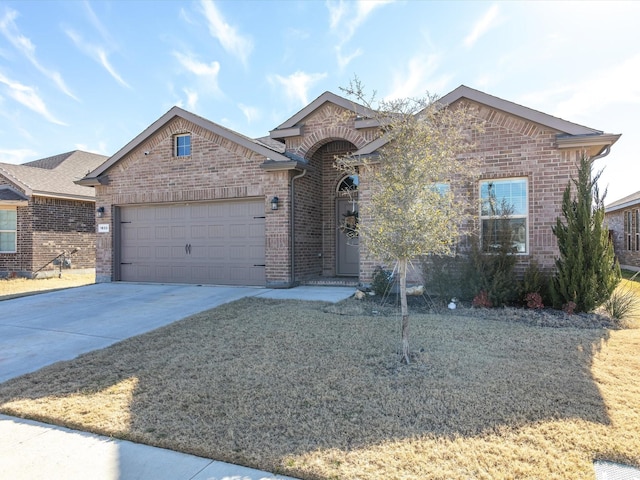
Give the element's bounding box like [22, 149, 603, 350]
[354, 85, 620, 156]
[270, 91, 379, 139]
[81, 107, 291, 183]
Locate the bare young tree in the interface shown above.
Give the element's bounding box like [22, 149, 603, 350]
[336, 79, 481, 364]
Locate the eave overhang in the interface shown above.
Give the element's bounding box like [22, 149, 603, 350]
[260, 159, 307, 172]
[556, 133, 621, 150]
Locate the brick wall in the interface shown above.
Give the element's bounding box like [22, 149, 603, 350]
[606, 208, 640, 269]
[95, 116, 291, 285]
[0, 186, 95, 276]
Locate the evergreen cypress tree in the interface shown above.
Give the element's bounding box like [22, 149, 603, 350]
[551, 154, 620, 312]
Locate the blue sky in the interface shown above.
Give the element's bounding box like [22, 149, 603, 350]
[0, 0, 638, 202]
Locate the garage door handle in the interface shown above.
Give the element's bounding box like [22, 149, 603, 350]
[185, 244, 192, 255]
[254, 264, 265, 267]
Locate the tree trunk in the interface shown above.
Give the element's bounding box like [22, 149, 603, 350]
[398, 258, 410, 364]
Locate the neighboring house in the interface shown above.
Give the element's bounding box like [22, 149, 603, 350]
[0, 150, 107, 278]
[78, 86, 620, 287]
[605, 191, 640, 271]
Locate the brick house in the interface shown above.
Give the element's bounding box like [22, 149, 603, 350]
[0, 150, 107, 278]
[605, 191, 640, 271]
[78, 86, 620, 287]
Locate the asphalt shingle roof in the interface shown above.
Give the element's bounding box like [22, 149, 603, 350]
[0, 151, 107, 200]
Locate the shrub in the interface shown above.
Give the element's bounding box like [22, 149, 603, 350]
[472, 290, 492, 308]
[464, 232, 518, 307]
[551, 154, 621, 312]
[371, 266, 393, 297]
[524, 292, 544, 309]
[421, 254, 466, 301]
[520, 260, 551, 305]
[602, 282, 640, 325]
[563, 301, 577, 315]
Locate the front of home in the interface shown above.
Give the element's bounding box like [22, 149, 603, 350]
[79, 86, 620, 287]
[0, 150, 107, 278]
[605, 191, 640, 271]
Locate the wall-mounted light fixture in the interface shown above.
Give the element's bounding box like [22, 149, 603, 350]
[270, 196, 279, 210]
[96, 206, 105, 218]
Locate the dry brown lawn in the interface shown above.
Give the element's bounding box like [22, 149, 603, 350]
[0, 273, 94, 301]
[0, 297, 639, 479]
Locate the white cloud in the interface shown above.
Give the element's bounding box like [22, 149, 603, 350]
[173, 51, 222, 98]
[386, 54, 452, 100]
[0, 8, 78, 100]
[0, 72, 67, 125]
[464, 4, 500, 48]
[73, 141, 108, 155]
[238, 103, 261, 124]
[336, 45, 362, 70]
[517, 54, 640, 122]
[327, 0, 394, 67]
[0, 148, 38, 165]
[199, 0, 253, 66]
[183, 88, 199, 111]
[269, 71, 328, 107]
[66, 29, 130, 89]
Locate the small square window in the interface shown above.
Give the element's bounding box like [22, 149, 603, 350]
[175, 134, 191, 157]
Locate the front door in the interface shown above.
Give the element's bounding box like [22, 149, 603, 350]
[336, 198, 359, 276]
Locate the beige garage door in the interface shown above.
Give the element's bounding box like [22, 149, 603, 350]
[118, 200, 265, 286]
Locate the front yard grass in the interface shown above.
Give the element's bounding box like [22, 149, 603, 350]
[0, 273, 94, 301]
[0, 297, 639, 479]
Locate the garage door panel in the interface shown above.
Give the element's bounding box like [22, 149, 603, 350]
[119, 200, 265, 285]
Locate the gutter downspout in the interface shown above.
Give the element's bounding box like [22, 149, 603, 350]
[591, 145, 612, 163]
[290, 169, 307, 287]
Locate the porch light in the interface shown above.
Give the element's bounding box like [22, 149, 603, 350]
[271, 196, 279, 210]
[96, 206, 105, 218]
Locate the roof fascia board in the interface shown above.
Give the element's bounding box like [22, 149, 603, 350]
[260, 159, 306, 172]
[84, 106, 290, 179]
[439, 85, 601, 136]
[32, 191, 95, 202]
[269, 126, 302, 140]
[0, 200, 28, 206]
[556, 133, 621, 149]
[606, 201, 638, 213]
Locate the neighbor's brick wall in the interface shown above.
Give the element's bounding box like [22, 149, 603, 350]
[31, 196, 96, 272]
[0, 180, 95, 276]
[606, 208, 640, 269]
[95, 116, 291, 285]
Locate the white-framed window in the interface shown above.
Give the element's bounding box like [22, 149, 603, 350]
[480, 178, 528, 254]
[175, 134, 191, 157]
[624, 210, 633, 251]
[634, 209, 640, 252]
[0, 206, 17, 253]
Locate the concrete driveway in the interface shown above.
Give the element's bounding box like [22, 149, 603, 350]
[0, 282, 354, 383]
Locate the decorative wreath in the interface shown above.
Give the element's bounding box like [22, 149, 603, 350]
[339, 210, 359, 238]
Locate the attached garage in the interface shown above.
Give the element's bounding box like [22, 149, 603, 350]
[115, 199, 266, 286]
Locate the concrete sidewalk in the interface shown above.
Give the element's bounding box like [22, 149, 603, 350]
[0, 282, 354, 480]
[0, 414, 298, 480]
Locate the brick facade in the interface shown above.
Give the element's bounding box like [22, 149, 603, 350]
[0, 181, 95, 277]
[606, 208, 640, 269]
[87, 89, 618, 287]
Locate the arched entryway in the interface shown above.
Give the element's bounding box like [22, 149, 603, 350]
[336, 174, 359, 276]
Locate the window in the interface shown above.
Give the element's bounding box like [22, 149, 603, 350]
[636, 209, 640, 251]
[480, 178, 528, 253]
[175, 134, 191, 157]
[0, 207, 17, 253]
[624, 210, 633, 251]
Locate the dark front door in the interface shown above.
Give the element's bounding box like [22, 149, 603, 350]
[336, 198, 359, 276]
